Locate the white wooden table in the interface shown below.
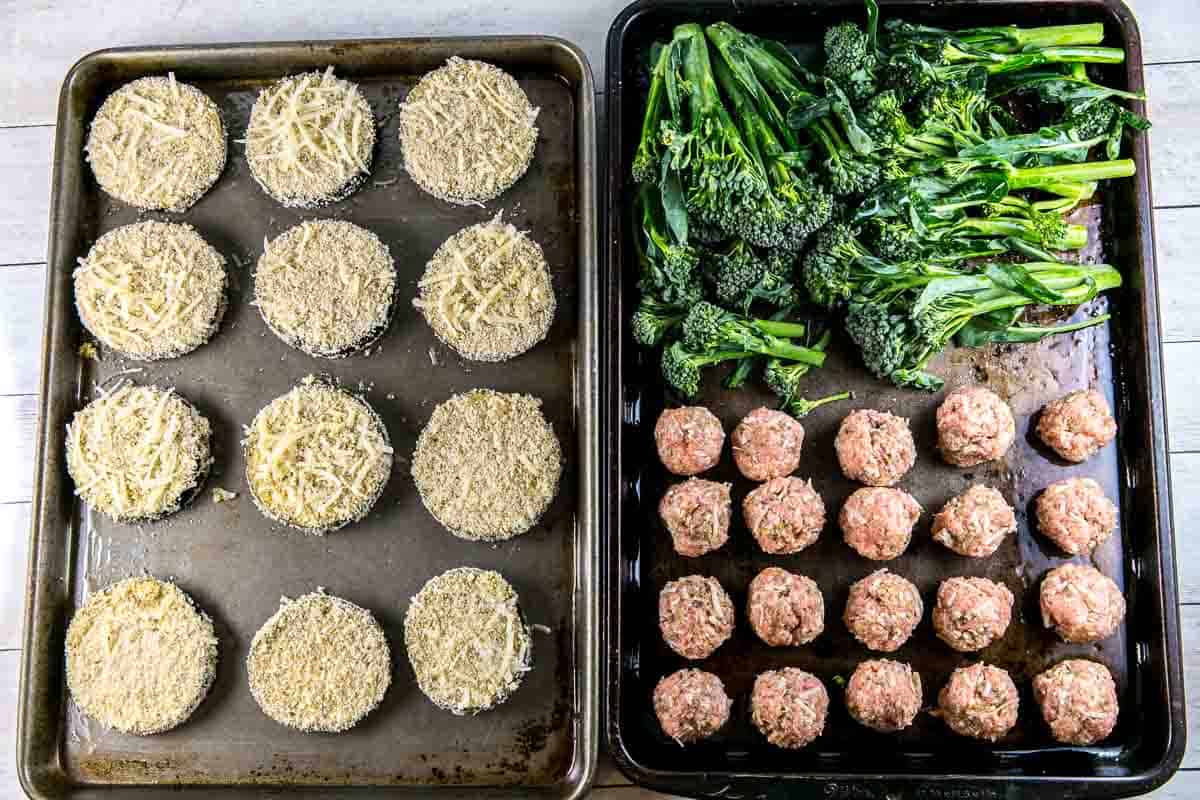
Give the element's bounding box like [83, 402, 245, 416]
[0, 0, 1196, 796]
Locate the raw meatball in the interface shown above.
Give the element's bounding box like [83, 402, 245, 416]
[1033, 659, 1119, 745]
[750, 668, 829, 749]
[932, 577, 1014, 653]
[936, 385, 1015, 467]
[1040, 564, 1126, 643]
[1036, 477, 1118, 555]
[659, 479, 732, 557]
[747, 567, 824, 646]
[835, 409, 916, 487]
[732, 407, 804, 481]
[743, 477, 826, 555]
[932, 485, 1016, 558]
[1036, 389, 1117, 463]
[844, 569, 923, 652]
[659, 575, 735, 660]
[841, 487, 921, 561]
[937, 663, 1019, 741]
[655, 407, 724, 476]
[846, 659, 923, 733]
[653, 669, 732, 744]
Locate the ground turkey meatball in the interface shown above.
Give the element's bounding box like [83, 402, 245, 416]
[1036, 477, 1118, 555]
[743, 477, 826, 555]
[653, 668, 732, 744]
[747, 567, 824, 646]
[846, 659, 923, 733]
[932, 577, 1014, 653]
[732, 407, 804, 481]
[751, 668, 829, 749]
[932, 485, 1016, 558]
[659, 479, 732, 557]
[1039, 564, 1126, 643]
[655, 406, 725, 476]
[835, 409, 916, 487]
[937, 663, 1019, 742]
[1032, 659, 1119, 745]
[659, 575, 735, 660]
[844, 569, 923, 652]
[841, 487, 921, 561]
[1036, 389, 1117, 463]
[936, 385, 1016, 467]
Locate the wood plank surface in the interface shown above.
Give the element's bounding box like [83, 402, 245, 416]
[1157, 208, 1200, 343]
[0, 126, 52, 266]
[0, 0, 629, 126]
[1147, 63, 1200, 209]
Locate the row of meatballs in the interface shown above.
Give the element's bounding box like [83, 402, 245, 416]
[654, 657, 1118, 749]
[656, 386, 1120, 561]
[660, 564, 1125, 662]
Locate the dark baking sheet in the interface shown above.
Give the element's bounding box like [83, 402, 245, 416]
[603, 1, 1185, 798]
[19, 36, 598, 798]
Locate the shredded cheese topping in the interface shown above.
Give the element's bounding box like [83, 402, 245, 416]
[412, 389, 561, 541]
[85, 74, 226, 212]
[247, 590, 391, 732]
[243, 378, 392, 533]
[414, 214, 554, 362]
[65, 576, 218, 735]
[65, 383, 212, 522]
[404, 567, 531, 715]
[254, 219, 396, 357]
[74, 221, 226, 360]
[245, 68, 376, 207]
[399, 57, 539, 205]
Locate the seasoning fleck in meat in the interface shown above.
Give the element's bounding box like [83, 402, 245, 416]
[659, 478, 732, 557]
[932, 577, 1014, 652]
[659, 575, 735, 660]
[932, 485, 1016, 558]
[844, 569, 923, 652]
[1036, 389, 1117, 463]
[936, 385, 1015, 467]
[840, 487, 921, 561]
[654, 406, 725, 476]
[1039, 564, 1126, 643]
[750, 668, 829, 749]
[747, 567, 824, 646]
[731, 406, 804, 481]
[1033, 659, 1119, 745]
[653, 668, 731, 745]
[936, 663, 1019, 741]
[835, 409, 915, 486]
[1035, 477, 1117, 555]
[743, 476, 826, 555]
[845, 659, 922, 733]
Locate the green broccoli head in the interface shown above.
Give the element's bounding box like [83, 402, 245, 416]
[823, 22, 878, 104]
[844, 299, 925, 383]
[630, 295, 685, 348]
[823, 152, 883, 197]
[802, 223, 871, 308]
[864, 218, 924, 263]
[661, 341, 703, 398]
[860, 90, 913, 147]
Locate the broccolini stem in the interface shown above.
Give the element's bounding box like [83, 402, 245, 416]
[633, 43, 672, 182]
[958, 23, 1105, 51]
[952, 218, 1089, 250]
[754, 320, 808, 338]
[985, 46, 1127, 74]
[786, 391, 852, 418]
[762, 337, 827, 367]
[1006, 159, 1135, 191]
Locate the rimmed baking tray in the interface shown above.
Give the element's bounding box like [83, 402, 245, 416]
[603, 1, 1185, 798]
[19, 35, 598, 798]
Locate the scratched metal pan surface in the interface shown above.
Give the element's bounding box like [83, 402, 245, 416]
[603, 1, 1183, 798]
[18, 35, 598, 799]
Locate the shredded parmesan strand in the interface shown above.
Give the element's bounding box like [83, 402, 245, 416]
[244, 69, 375, 207]
[65, 382, 211, 521]
[398, 57, 539, 205]
[243, 379, 391, 533]
[85, 75, 226, 212]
